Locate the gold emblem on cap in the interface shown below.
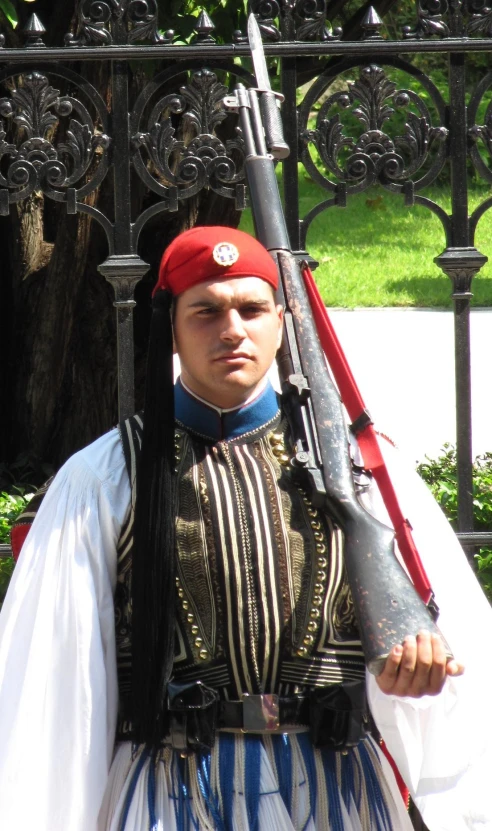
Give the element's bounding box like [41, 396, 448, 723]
[212, 241, 239, 267]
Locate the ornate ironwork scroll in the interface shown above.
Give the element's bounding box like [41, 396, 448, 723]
[65, 0, 166, 46]
[131, 66, 252, 244]
[402, 0, 492, 38]
[250, 0, 342, 41]
[297, 60, 449, 242]
[0, 67, 110, 217]
[402, 0, 451, 39]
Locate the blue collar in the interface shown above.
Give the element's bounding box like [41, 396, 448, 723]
[175, 379, 280, 441]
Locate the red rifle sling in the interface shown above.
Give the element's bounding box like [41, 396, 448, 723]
[301, 265, 433, 605]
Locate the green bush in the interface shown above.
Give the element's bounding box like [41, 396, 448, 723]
[417, 445, 492, 601]
[0, 489, 33, 610]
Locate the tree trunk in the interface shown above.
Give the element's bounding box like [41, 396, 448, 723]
[0, 1, 241, 481]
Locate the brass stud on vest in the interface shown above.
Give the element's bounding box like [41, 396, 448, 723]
[268, 432, 292, 466]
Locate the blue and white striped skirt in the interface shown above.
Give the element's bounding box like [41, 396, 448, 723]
[100, 733, 413, 831]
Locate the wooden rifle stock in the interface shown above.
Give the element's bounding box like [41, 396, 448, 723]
[228, 83, 448, 674]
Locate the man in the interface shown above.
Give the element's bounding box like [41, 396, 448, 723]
[0, 226, 490, 831]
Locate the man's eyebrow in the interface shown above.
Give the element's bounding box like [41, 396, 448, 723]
[187, 299, 221, 309]
[186, 298, 271, 309]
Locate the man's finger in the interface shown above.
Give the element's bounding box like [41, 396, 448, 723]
[391, 635, 418, 696]
[446, 659, 465, 677]
[408, 630, 434, 696]
[426, 633, 447, 695]
[375, 643, 403, 693]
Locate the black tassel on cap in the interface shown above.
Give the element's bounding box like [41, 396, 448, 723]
[131, 288, 176, 747]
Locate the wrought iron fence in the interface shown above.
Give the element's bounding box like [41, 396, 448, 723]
[1, 0, 491, 560]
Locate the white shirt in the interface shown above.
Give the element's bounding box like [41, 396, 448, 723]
[0, 427, 491, 830]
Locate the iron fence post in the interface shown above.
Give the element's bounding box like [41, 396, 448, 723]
[434, 50, 487, 547]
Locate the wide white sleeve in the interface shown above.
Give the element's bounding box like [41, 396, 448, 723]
[365, 439, 492, 830]
[0, 429, 131, 831]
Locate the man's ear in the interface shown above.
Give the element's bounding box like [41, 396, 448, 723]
[171, 298, 178, 354]
[276, 305, 284, 349]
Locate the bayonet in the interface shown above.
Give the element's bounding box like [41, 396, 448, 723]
[247, 14, 290, 160]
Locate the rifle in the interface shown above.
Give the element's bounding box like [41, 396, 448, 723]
[223, 15, 450, 675]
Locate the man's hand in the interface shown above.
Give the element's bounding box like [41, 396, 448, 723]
[376, 630, 465, 698]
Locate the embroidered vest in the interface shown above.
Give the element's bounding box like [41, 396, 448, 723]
[115, 411, 365, 738]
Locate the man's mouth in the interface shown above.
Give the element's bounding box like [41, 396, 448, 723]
[214, 352, 252, 363]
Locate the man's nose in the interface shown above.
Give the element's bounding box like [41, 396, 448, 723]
[220, 309, 246, 341]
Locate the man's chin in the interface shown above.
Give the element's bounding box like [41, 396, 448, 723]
[211, 374, 263, 408]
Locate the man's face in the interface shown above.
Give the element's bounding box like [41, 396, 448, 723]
[173, 276, 283, 409]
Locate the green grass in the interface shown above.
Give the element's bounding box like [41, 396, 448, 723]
[240, 176, 492, 308]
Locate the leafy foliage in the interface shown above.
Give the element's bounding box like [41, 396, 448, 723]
[0, 452, 53, 493]
[0, 489, 33, 610]
[157, 0, 248, 44]
[0, 0, 18, 27]
[417, 445, 492, 600]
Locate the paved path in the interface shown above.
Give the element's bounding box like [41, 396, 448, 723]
[328, 308, 492, 465]
[176, 307, 492, 466]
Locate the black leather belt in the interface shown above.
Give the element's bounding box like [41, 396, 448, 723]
[218, 694, 310, 732]
[116, 681, 368, 753]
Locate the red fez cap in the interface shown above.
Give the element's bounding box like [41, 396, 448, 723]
[154, 226, 278, 296]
